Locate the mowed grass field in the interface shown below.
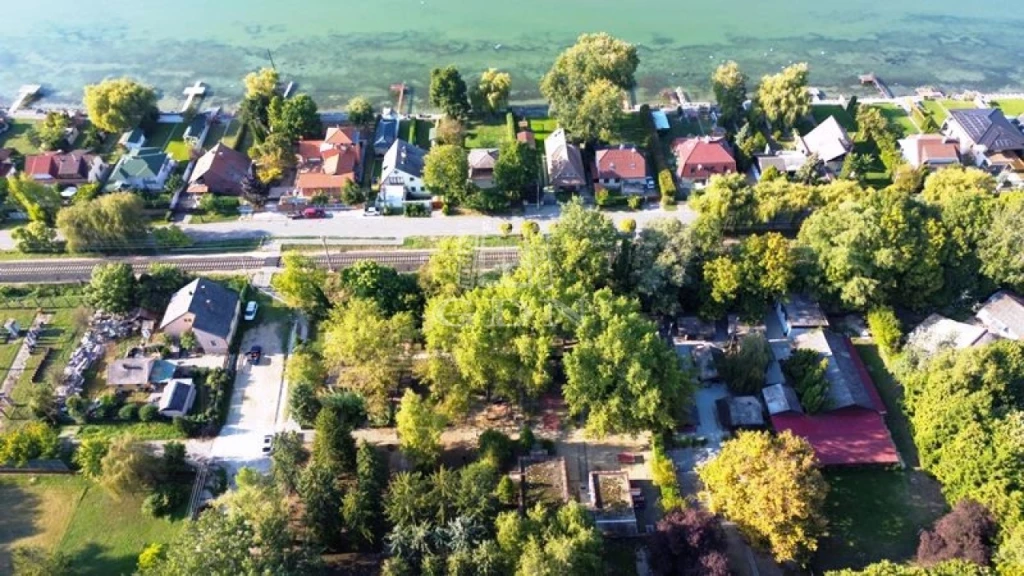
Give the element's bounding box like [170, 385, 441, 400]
[0, 475, 187, 575]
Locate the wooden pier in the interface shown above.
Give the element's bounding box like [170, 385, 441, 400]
[8, 84, 42, 113]
[182, 81, 207, 113]
[859, 73, 893, 99]
[391, 82, 408, 114]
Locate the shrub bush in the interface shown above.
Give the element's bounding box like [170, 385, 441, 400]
[658, 169, 677, 203]
[499, 222, 513, 236]
[619, 218, 637, 234]
[627, 195, 642, 210]
[496, 475, 518, 505]
[95, 393, 121, 420]
[138, 404, 158, 422]
[404, 203, 430, 217]
[141, 491, 171, 518]
[118, 403, 139, 421]
[521, 220, 540, 237]
[478, 429, 516, 469]
[867, 306, 902, 356]
[518, 425, 535, 452]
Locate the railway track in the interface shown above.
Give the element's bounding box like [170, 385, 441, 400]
[0, 248, 521, 283]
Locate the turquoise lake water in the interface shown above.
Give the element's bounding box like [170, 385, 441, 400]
[1, 0, 1022, 110]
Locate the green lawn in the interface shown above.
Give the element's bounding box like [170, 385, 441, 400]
[811, 104, 856, 131]
[0, 310, 39, 387]
[220, 118, 244, 149]
[413, 119, 434, 150]
[852, 139, 892, 189]
[609, 112, 651, 147]
[992, 98, 1024, 117]
[190, 210, 238, 224]
[5, 307, 89, 422]
[397, 120, 412, 142]
[814, 469, 946, 572]
[74, 421, 185, 442]
[402, 235, 521, 249]
[0, 475, 86, 574]
[146, 122, 191, 162]
[870, 103, 919, 136]
[203, 123, 228, 151]
[527, 117, 558, 143]
[464, 118, 510, 148]
[0, 120, 41, 155]
[852, 342, 918, 465]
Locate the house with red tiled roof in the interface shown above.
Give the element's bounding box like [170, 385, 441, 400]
[24, 150, 106, 186]
[294, 126, 363, 199]
[468, 148, 499, 189]
[672, 137, 736, 185]
[516, 131, 536, 149]
[593, 145, 647, 194]
[898, 134, 960, 169]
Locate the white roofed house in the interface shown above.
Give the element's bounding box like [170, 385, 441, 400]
[378, 140, 430, 209]
[796, 116, 852, 173]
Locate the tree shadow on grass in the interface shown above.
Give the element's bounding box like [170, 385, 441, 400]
[68, 542, 137, 576]
[0, 482, 44, 574]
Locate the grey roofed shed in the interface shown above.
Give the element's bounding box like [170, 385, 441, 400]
[763, 383, 803, 415]
[160, 278, 240, 340]
[779, 294, 829, 330]
[106, 358, 155, 387]
[158, 378, 196, 416]
[717, 396, 766, 428]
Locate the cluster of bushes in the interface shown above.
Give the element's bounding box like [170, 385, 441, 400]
[404, 203, 430, 217]
[173, 368, 233, 438]
[0, 422, 60, 467]
[199, 194, 240, 216]
[651, 435, 683, 510]
[867, 306, 902, 358]
[477, 425, 552, 471]
[65, 392, 160, 425]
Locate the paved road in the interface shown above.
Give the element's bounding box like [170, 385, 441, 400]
[0, 204, 697, 251]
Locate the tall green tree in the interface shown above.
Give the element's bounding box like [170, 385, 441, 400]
[493, 139, 538, 201]
[298, 459, 346, 549]
[712, 61, 748, 127]
[981, 192, 1024, 292]
[57, 192, 148, 253]
[626, 217, 695, 316]
[337, 260, 424, 317]
[11, 221, 58, 254]
[321, 298, 417, 416]
[269, 93, 321, 140]
[423, 144, 469, 204]
[8, 175, 61, 225]
[564, 289, 692, 436]
[99, 437, 159, 496]
[28, 112, 71, 151]
[756, 63, 811, 131]
[270, 431, 308, 494]
[699, 431, 828, 563]
[311, 396, 358, 473]
[472, 68, 512, 115]
[429, 66, 471, 119]
[83, 77, 158, 134]
[271, 252, 328, 316]
[419, 236, 476, 297]
[86, 262, 137, 314]
[243, 68, 280, 99]
[798, 188, 945, 310]
[572, 79, 625, 143]
[395, 390, 446, 469]
[346, 96, 375, 128]
[135, 263, 190, 312]
[540, 33, 638, 141]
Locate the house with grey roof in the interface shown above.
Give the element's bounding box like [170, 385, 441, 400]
[468, 148, 499, 189]
[796, 116, 852, 169]
[378, 140, 430, 209]
[108, 147, 175, 192]
[907, 313, 989, 355]
[160, 278, 240, 355]
[107, 357, 176, 392]
[159, 378, 196, 418]
[943, 109, 1024, 179]
[974, 290, 1024, 341]
[373, 109, 400, 156]
[791, 330, 878, 411]
[545, 128, 586, 192]
[775, 294, 829, 337]
[763, 383, 803, 415]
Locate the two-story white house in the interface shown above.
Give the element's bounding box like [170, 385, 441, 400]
[378, 139, 430, 209]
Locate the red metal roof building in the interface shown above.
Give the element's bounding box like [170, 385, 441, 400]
[768, 333, 900, 467]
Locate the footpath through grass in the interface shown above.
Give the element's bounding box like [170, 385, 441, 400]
[0, 475, 187, 575]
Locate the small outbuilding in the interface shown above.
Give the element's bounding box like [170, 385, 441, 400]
[158, 378, 196, 418]
[716, 395, 766, 429]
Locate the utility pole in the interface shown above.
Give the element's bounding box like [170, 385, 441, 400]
[321, 237, 334, 272]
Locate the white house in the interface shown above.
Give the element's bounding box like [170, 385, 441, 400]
[378, 140, 430, 209]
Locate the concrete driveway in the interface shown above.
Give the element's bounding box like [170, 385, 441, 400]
[207, 320, 289, 475]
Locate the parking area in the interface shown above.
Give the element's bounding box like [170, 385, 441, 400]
[207, 319, 289, 475]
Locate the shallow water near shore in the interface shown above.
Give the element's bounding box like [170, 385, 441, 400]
[1, 0, 1021, 110]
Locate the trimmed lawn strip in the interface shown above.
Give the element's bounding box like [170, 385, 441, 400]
[401, 235, 521, 249]
[992, 98, 1024, 117]
[464, 118, 510, 149]
[814, 468, 946, 572]
[852, 342, 919, 466]
[609, 112, 651, 147]
[414, 119, 434, 150]
[73, 421, 185, 441]
[870, 104, 919, 135]
[811, 105, 856, 131]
